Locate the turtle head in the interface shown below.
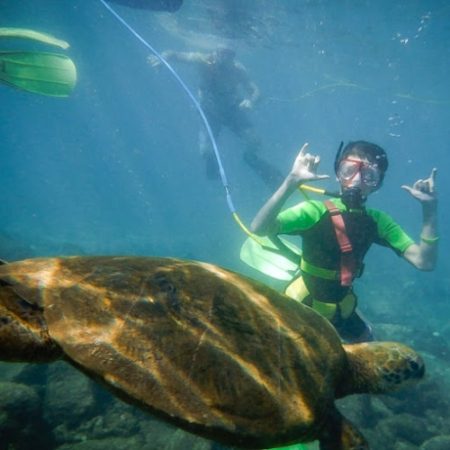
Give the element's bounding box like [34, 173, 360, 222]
[338, 341, 425, 397]
[0, 284, 62, 362]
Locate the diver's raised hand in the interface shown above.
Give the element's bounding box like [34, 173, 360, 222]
[147, 51, 173, 68]
[147, 54, 162, 67]
[402, 168, 437, 204]
[251, 143, 329, 234]
[287, 143, 329, 186]
[239, 99, 253, 109]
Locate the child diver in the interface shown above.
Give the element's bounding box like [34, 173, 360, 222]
[251, 141, 438, 342]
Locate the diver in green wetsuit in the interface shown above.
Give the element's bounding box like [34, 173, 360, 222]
[251, 141, 438, 343]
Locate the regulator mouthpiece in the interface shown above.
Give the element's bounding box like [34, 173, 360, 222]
[341, 187, 366, 209]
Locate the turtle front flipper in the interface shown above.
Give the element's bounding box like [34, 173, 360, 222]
[319, 407, 368, 450]
[0, 275, 62, 362]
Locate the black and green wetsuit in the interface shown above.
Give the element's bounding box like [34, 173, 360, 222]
[276, 198, 414, 341]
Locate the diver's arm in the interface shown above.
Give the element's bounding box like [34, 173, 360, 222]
[247, 80, 260, 105]
[402, 168, 438, 271]
[162, 51, 208, 64]
[251, 143, 329, 235]
[148, 51, 208, 67]
[237, 63, 260, 108]
[242, 78, 260, 106]
[250, 174, 299, 235]
[402, 203, 438, 270]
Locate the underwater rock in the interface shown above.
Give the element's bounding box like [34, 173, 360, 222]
[74, 401, 142, 441]
[144, 428, 211, 450]
[55, 436, 145, 450]
[0, 361, 32, 382]
[420, 435, 450, 450]
[44, 362, 97, 429]
[54, 431, 212, 450]
[0, 381, 53, 449]
[382, 375, 449, 418]
[0, 380, 40, 419]
[376, 413, 432, 446]
[51, 407, 141, 447]
[12, 362, 49, 392]
[338, 394, 393, 428]
[393, 441, 421, 450]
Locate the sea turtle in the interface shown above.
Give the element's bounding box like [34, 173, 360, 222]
[0, 256, 424, 450]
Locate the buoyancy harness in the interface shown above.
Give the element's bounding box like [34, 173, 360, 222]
[285, 276, 357, 321]
[323, 200, 356, 286]
[285, 199, 360, 321]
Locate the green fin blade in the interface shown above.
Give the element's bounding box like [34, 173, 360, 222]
[0, 51, 77, 97]
[265, 443, 318, 450]
[240, 235, 301, 281]
[0, 28, 69, 49]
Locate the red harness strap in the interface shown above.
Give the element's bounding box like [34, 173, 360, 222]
[324, 200, 354, 286]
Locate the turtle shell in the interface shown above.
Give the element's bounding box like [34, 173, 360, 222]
[1, 256, 346, 448]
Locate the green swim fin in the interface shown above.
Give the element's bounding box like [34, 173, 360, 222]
[0, 27, 70, 49]
[240, 235, 301, 281]
[266, 444, 319, 450]
[0, 51, 77, 97]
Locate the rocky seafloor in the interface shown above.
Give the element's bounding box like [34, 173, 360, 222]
[1, 233, 449, 450]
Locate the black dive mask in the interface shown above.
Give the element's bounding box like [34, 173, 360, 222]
[341, 187, 366, 209]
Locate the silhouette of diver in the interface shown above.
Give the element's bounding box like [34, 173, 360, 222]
[149, 47, 283, 189]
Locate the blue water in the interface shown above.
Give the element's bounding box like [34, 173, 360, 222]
[1, 1, 449, 449]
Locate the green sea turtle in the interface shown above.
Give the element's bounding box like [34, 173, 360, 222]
[0, 256, 424, 450]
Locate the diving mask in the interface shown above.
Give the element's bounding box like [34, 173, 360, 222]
[337, 158, 381, 189]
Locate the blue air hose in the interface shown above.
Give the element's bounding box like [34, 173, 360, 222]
[98, 0, 237, 215]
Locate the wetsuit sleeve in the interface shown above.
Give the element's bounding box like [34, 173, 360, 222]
[276, 201, 326, 234]
[368, 209, 415, 254]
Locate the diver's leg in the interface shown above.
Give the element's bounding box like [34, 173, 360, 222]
[236, 124, 284, 189]
[199, 118, 222, 180]
[243, 148, 284, 189]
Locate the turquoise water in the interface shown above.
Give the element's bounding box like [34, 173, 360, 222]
[1, 1, 449, 449]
